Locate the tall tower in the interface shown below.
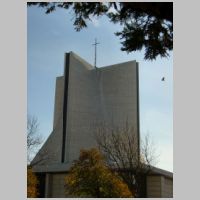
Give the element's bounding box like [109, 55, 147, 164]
[32, 52, 140, 197]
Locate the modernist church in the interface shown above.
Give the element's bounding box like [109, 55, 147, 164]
[32, 52, 173, 198]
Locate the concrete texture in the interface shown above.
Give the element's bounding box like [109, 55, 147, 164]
[146, 175, 173, 198]
[146, 175, 162, 197]
[162, 177, 173, 197]
[32, 51, 140, 169]
[44, 173, 67, 198]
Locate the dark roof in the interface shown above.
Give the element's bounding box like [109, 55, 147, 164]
[148, 166, 173, 178]
[111, 164, 173, 179]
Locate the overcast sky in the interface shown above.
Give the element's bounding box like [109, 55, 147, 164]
[27, 6, 173, 172]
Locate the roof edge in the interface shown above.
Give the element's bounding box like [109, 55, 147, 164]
[67, 51, 94, 70]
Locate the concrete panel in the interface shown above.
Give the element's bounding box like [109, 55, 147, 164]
[146, 176, 162, 197]
[47, 173, 67, 198]
[32, 51, 140, 170]
[65, 52, 100, 162]
[147, 175, 173, 198]
[53, 76, 64, 129]
[162, 177, 173, 197]
[31, 120, 63, 166]
[64, 53, 139, 163]
[98, 61, 138, 129]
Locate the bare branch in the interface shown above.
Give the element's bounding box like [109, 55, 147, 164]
[27, 115, 43, 164]
[140, 133, 159, 168]
[95, 123, 159, 197]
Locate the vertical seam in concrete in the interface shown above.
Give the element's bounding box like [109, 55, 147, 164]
[44, 173, 48, 197]
[136, 62, 140, 161]
[61, 53, 70, 163]
[160, 175, 165, 197]
[45, 173, 52, 197]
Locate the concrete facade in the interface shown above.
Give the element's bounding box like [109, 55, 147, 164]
[146, 175, 173, 198]
[44, 173, 67, 198]
[31, 52, 173, 198]
[146, 166, 173, 198]
[32, 51, 140, 169]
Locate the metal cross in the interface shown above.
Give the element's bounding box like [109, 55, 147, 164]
[92, 38, 100, 69]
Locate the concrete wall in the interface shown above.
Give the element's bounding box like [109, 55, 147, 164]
[162, 177, 173, 197]
[64, 52, 139, 163]
[43, 172, 173, 198]
[64, 53, 100, 162]
[98, 61, 138, 128]
[32, 78, 64, 166]
[31, 120, 63, 166]
[53, 76, 64, 129]
[146, 175, 162, 197]
[146, 175, 173, 198]
[32, 51, 139, 168]
[45, 173, 67, 198]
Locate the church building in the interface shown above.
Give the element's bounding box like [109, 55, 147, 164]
[32, 52, 173, 198]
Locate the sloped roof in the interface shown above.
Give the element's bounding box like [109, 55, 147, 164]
[148, 165, 173, 178]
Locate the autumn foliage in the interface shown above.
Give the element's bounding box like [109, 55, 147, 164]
[27, 167, 38, 198]
[65, 148, 133, 197]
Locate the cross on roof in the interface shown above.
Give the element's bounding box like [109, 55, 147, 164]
[92, 38, 100, 69]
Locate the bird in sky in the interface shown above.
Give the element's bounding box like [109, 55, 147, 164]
[161, 77, 165, 81]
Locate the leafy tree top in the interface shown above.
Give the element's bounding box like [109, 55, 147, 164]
[65, 148, 133, 197]
[27, 2, 173, 60]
